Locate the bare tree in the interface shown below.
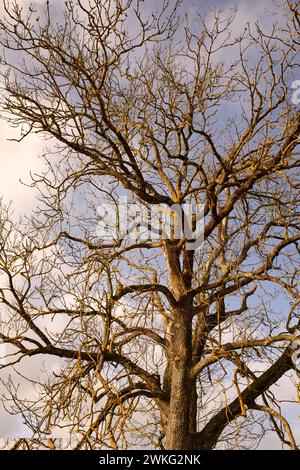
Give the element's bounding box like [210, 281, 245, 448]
[0, 0, 299, 450]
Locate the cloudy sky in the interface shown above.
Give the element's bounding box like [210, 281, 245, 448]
[0, 0, 281, 211]
[0, 0, 299, 449]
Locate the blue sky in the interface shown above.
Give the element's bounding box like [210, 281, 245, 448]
[0, 0, 299, 448]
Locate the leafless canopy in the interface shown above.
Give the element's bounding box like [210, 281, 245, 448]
[0, 0, 299, 450]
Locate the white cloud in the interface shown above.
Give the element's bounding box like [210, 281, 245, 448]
[0, 119, 44, 216]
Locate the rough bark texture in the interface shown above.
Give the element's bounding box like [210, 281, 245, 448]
[165, 308, 193, 449]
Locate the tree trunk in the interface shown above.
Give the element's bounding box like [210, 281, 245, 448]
[165, 307, 193, 449]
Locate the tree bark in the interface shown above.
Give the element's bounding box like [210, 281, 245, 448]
[189, 349, 293, 449]
[165, 306, 193, 449]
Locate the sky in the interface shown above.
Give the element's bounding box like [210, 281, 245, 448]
[0, 0, 282, 214]
[0, 0, 299, 449]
